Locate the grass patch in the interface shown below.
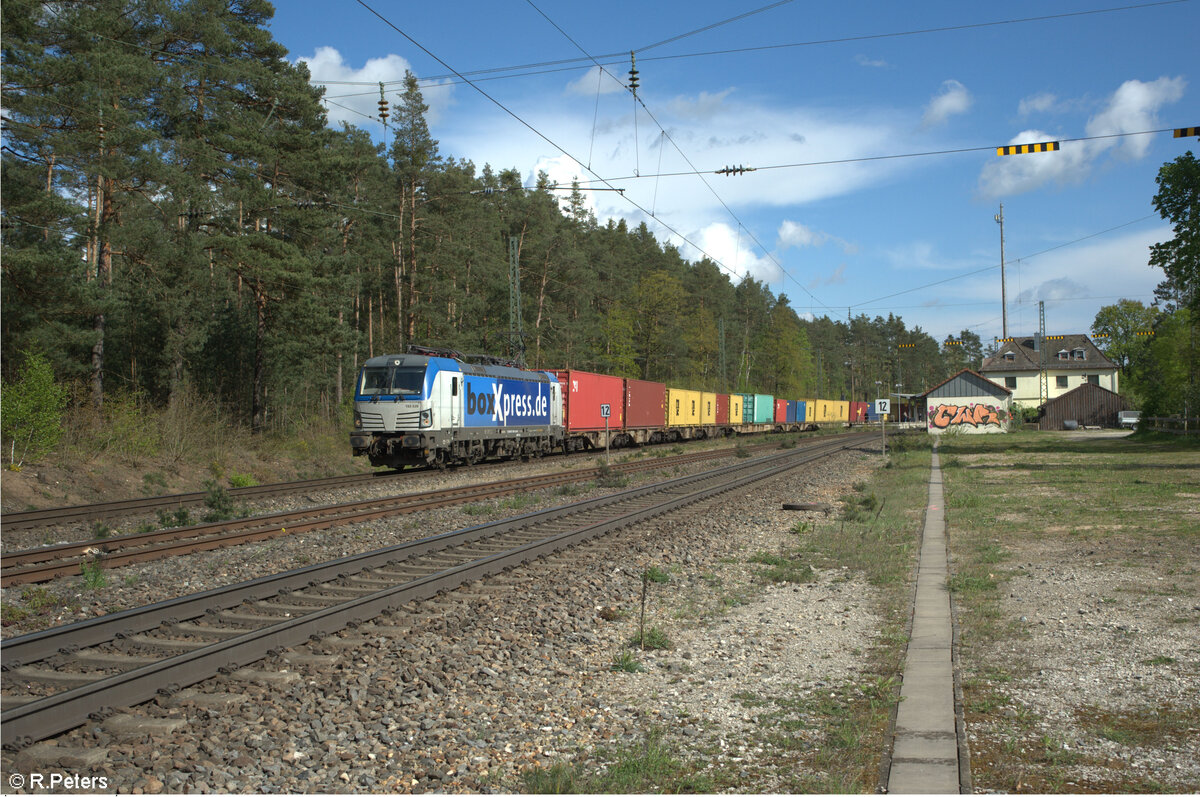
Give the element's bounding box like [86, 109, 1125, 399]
[942, 431, 1200, 792]
[522, 729, 714, 794]
[749, 550, 816, 583]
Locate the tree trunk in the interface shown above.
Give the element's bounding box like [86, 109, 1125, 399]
[252, 287, 268, 432]
[90, 175, 114, 411]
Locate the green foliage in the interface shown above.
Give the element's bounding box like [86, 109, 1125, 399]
[749, 551, 816, 583]
[629, 626, 670, 650]
[201, 480, 238, 522]
[1, 351, 68, 467]
[0, 1, 1014, 435]
[610, 650, 644, 673]
[81, 559, 107, 590]
[642, 565, 671, 584]
[227, 472, 257, 488]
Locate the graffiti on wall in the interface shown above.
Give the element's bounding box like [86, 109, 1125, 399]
[929, 403, 1007, 430]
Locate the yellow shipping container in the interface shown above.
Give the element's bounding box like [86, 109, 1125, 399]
[667, 388, 701, 426]
[799, 399, 815, 423]
[700, 392, 717, 425]
[814, 399, 849, 422]
[728, 393, 744, 425]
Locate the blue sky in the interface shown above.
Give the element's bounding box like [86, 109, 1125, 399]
[267, 0, 1197, 345]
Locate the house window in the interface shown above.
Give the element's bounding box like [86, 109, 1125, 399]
[1057, 350, 1069, 361]
[1005, 377, 1017, 389]
[1088, 374, 1099, 385]
[1073, 348, 1086, 360]
[1003, 352, 1015, 361]
[1056, 375, 1068, 388]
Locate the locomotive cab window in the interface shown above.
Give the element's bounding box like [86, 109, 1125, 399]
[359, 366, 426, 397]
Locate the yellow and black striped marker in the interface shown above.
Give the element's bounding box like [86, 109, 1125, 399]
[997, 141, 1060, 156]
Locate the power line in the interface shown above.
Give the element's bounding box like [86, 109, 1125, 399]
[523, 0, 834, 310]
[850, 215, 1160, 310]
[569, 128, 1183, 185]
[352, 0, 754, 289]
[311, 2, 1190, 90]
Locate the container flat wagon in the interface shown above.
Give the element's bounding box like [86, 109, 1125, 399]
[552, 369, 625, 451]
[623, 378, 668, 445]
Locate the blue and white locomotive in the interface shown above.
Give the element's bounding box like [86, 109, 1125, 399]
[350, 348, 564, 468]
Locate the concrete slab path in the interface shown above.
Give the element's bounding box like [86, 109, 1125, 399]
[886, 444, 966, 794]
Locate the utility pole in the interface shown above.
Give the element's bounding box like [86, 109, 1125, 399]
[995, 204, 1008, 338]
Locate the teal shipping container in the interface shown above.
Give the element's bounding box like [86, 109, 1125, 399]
[753, 393, 773, 423]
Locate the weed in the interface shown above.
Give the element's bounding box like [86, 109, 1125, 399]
[1, 604, 30, 624]
[134, 522, 156, 535]
[1141, 655, 1175, 666]
[735, 443, 751, 458]
[80, 559, 107, 590]
[595, 460, 630, 488]
[20, 587, 57, 612]
[629, 626, 670, 650]
[749, 550, 816, 583]
[522, 762, 579, 793]
[91, 522, 111, 540]
[610, 650, 644, 673]
[142, 471, 168, 493]
[157, 507, 192, 528]
[200, 479, 237, 522]
[553, 483, 582, 497]
[642, 565, 670, 584]
[227, 471, 257, 488]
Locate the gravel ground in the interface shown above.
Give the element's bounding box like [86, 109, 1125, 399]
[2, 446, 885, 793]
[964, 540, 1200, 792]
[6, 434, 1194, 794]
[0, 446, 747, 637]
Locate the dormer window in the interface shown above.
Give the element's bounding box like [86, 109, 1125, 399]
[1072, 348, 1086, 360]
[1003, 352, 1015, 361]
[1057, 349, 1069, 361]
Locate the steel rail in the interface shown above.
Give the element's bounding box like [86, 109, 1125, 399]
[0, 444, 777, 586]
[0, 472, 395, 531]
[1, 434, 868, 748]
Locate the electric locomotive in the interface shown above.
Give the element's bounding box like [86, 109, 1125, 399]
[350, 348, 564, 469]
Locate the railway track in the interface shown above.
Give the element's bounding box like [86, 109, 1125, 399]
[0, 471, 400, 532]
[0, 433, 869, 749]
[0, 443, 779, 587]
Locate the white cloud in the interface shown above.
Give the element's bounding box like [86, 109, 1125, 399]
[296, 46, 454, 129]
[807, 263, 847, 289]
[1086, 76, 1186, 160]
[565, 66, 628, 97]
[778, 220, 826, 249]
[979, 76, 1186, 198]
[778, 220, 857, 255]
[445, 90, 910, 244]
[922, 80, 972, 127]
[978, 129, 1092, 197]
[1018, 92, 1059, 116]
[855, 54, 890, 69]
[688, 222, 779, 284]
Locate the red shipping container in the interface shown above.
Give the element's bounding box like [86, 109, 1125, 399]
[850, 401, 870, 422]
[774, 398, 789, 423]
[624, 378, 667, 429]
[551, 370, 625, 432]
[715, 394, 729, 425]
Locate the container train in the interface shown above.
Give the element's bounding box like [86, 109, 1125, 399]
[350, 347, 868, 469]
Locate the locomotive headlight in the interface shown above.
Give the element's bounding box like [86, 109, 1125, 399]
[353, 411, 363, 429]
[419, 409, 432, 428]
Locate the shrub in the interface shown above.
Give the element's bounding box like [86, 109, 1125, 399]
[1, 350, 68, 468]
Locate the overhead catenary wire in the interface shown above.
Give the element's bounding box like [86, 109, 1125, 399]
[352, 0, 751, 289]
[313, 1, 1190, 92]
